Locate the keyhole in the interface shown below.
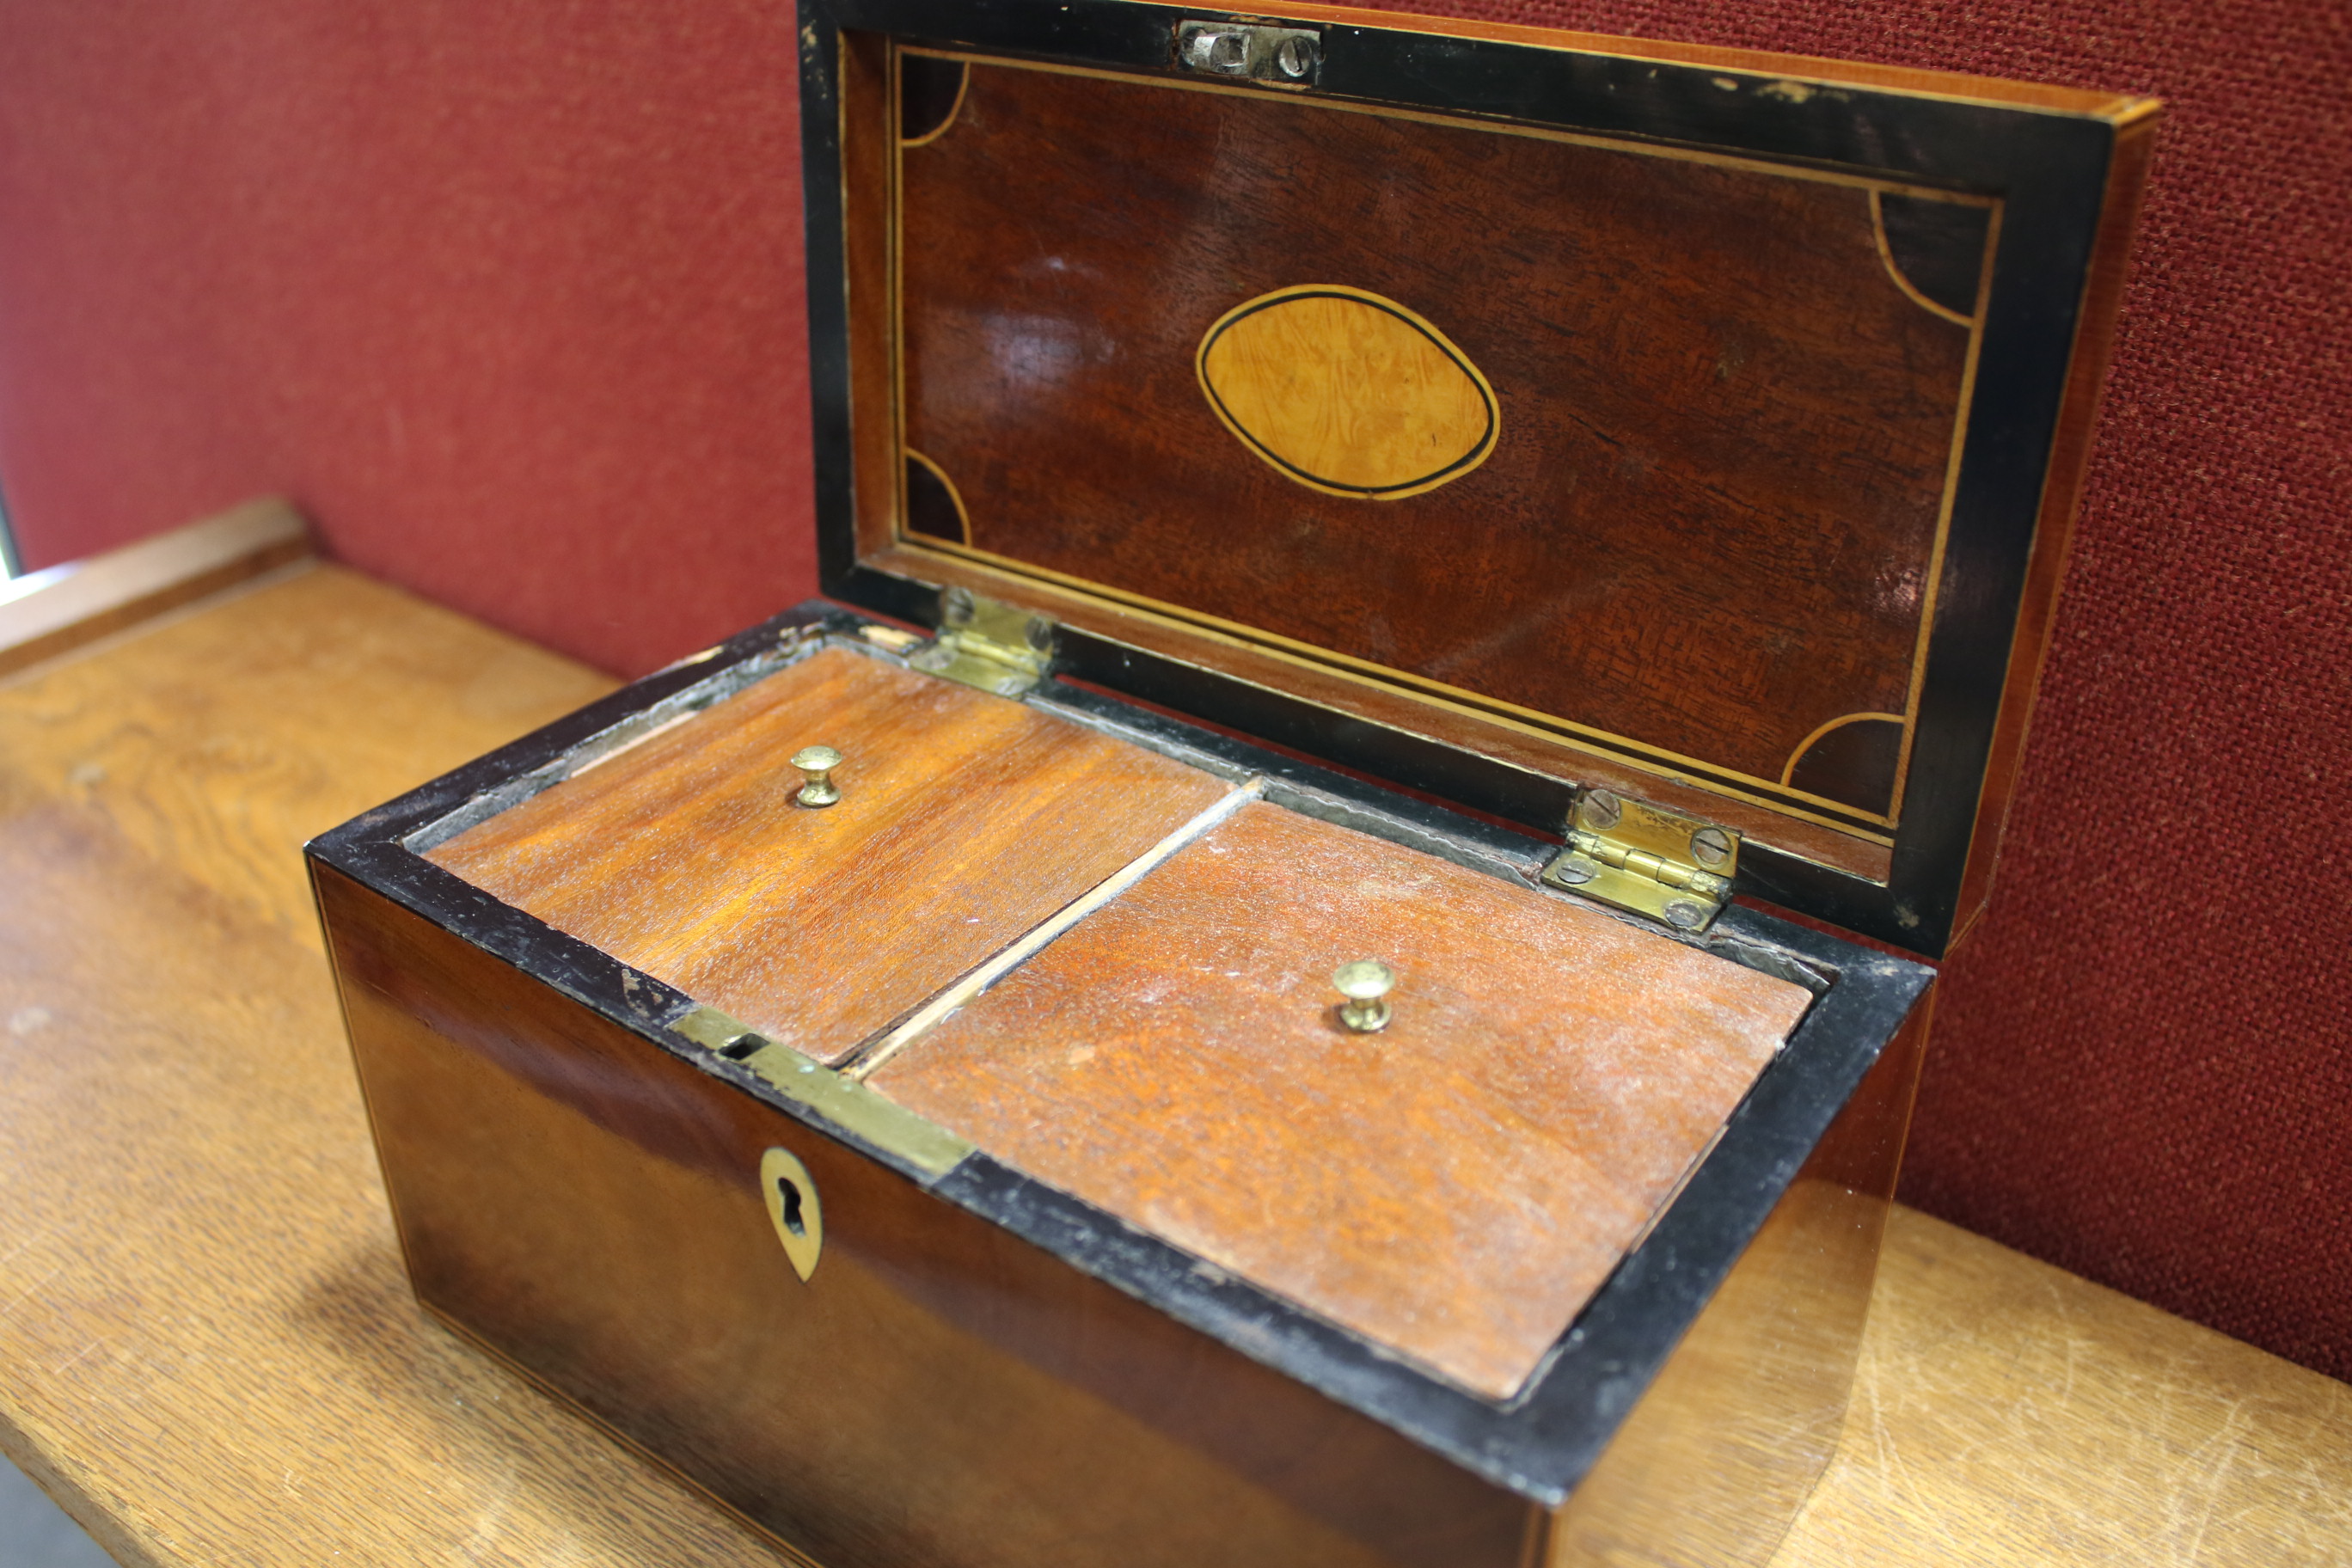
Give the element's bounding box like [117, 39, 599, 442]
[776, 1177, 806, 1238]
[760, 1145, 823, 1281]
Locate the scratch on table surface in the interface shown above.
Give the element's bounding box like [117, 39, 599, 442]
[2047, 1280, 2088, 1412]
[0, 1264, 65, 1329]
[2166, 1396, 2251, 1565]
[48, 1337, 102, 1375]
[1858, 1361, 1976, 1562]
[460, 1466, 518, 1563]
[0, 1222, 57, 1273]
[2269, 1444, 2352, 1549]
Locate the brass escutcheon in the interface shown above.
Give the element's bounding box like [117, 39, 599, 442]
[760, 1147, 824, 1281]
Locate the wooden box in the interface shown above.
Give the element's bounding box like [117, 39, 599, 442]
[309, 6, 2157, 1565]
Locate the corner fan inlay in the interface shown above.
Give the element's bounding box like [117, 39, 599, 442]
[1197, 286, 1500, 499]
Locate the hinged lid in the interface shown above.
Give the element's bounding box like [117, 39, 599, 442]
[797, 0, 2160, 957]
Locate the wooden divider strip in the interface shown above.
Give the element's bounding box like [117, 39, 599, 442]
[844, 777, 1264, 1079]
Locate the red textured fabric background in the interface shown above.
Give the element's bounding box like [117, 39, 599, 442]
[0, 1, 2345, 1378]
[0, 0, 818, 668]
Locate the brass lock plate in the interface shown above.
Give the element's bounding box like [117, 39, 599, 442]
[675, 1005, 975, 1179]
[1173, 21, 1322, 85]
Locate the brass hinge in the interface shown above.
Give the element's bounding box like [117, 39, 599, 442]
[1540, 788, 1740, 934]
[907, 587, 1055, 697]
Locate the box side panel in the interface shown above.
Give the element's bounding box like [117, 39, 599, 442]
[316, 865, 1531, 1568]
[1544, 986, 1933, 1567]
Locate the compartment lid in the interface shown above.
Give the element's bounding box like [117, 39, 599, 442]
[798, 0, 2159, 957]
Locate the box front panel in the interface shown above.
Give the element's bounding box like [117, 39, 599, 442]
[319, 866, 1532, 1568]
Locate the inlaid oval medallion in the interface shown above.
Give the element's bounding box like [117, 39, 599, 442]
[1196, 285, 1499, 499]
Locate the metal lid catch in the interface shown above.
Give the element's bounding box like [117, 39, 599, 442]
[1175, 21, 1321, 86]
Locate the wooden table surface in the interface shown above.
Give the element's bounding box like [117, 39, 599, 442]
[0, 555, 2344, 1568]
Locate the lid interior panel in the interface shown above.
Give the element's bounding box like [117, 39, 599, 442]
[801, 0, 2158, 956]
[891, 54, 1996, 843]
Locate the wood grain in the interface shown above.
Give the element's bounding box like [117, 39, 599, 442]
[869, 800, 1812, 1399]
[1776, 1209, 2352, 1567]
[898, 58, 1975, 818]
[0, 562, 612, 956]
[425, 646, 1233, 1064]
[860, 542, 1900, 884]
[2, 558, 2342, 1568]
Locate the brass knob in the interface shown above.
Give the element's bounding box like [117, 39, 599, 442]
[791, 745, 842, 808]
[1332, 959, 1396, 1033]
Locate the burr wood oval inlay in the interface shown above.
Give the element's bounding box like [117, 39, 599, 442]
[1195, 286, 1500, 499]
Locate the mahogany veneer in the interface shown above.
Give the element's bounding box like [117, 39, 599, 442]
[897, 58, 1982, 822]
[870, 800, 1813, 1398]
[426, 646, 1233, 1063]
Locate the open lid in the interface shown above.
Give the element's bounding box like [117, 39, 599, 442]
[798, 0, 2159, 958]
